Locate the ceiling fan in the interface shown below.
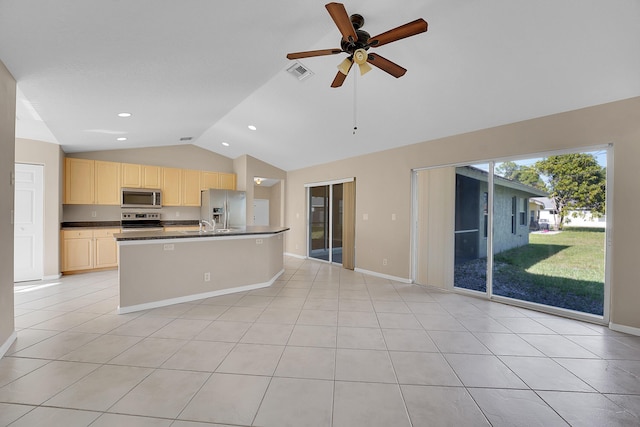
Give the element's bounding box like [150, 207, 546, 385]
[286, 2, 428, 88]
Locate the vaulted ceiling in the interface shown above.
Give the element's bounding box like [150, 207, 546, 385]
[2, 1, 639, 171]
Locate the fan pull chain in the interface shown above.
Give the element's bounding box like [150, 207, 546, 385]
[353, 70, 358, 135]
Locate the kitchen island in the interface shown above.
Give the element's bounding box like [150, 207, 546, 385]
[114, 226, 289, 313]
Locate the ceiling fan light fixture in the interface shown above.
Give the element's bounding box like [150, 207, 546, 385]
[337, 57, 352, 75]
[358, 62, 372, 76]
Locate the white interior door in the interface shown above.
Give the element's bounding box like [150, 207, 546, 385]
[14, 163, 44, 282]
[253, 199, 270, 226]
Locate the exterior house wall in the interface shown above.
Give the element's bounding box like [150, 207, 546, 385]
[492, 187, 534, 254]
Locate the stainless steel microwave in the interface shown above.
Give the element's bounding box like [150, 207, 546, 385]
[121, 188, 162, 208]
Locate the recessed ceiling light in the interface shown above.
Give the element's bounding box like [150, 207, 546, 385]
[222, 142, 230, 147]
[248, 125, 257, 131]
[116, 137, 127, 141]
[117, 112, 132, 117]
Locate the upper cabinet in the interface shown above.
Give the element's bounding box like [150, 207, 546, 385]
[219, 173, 237, 190]
[64, 158, 95, 204]
[121, 163, 142, 188]
[182, 169, 201, 206]
[95, 161, 121, 205]
[64, 157, 236, 206]
[142, 165, 162, 188]
[162, 167, 182, 206]
[201, 171, 219, 190]
[66, 158, 121, 205]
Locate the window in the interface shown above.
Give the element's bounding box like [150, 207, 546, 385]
[483, 192, 488, 238]
[511, 196, 517, 234]
[519, 198, 527, 226]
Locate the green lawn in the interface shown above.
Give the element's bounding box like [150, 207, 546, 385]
[454, 228, 606, 315]
[493, 228, 605, 314]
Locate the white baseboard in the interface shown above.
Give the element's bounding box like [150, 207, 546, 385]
[609, 322, 640, 337]
[0, 331, 17, 358]
[354, 268, 412, 284]
[284, 252, 306, 260]
[43, 274, 62, 280]
[117, 269, 284, 314]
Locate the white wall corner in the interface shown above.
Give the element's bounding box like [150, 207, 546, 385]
[0, 330, 17, 358]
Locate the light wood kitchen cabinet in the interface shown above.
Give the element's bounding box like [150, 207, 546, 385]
[94, 229, 120, 268]
[121, 163, 142, 188]
[162, 167, 182, 206]
[65, 156, 237, 206]
[182, 169, 202, 206]
[142, 165, 162, 188]
[61, 229, 94, 272]
[62, 228, 120, 273]
[219, 172, 236, 190]
[95, 161, 121, 205]
[64, 158, 95, 204]
[201, 171, 220, 189]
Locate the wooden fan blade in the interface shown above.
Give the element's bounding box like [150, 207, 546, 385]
[331, 70, 348, 88]
[368, 18, 428, 48]
[286, 49, 343, 60]
[326, 2, 358, 43]
[366, 53, 407, 78]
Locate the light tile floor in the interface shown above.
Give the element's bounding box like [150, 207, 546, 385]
[2, 256, 640, 426]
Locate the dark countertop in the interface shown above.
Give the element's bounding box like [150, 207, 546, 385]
[61, 221, 121, 229]
[61, 220, 199, 229]
[114, 226, 290, 241]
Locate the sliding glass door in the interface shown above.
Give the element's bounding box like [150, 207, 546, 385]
[491, 152, 607, 316]
[309, 183, 344, 264]
[417, 147, 608, 320]
[453, 164, 490, 292]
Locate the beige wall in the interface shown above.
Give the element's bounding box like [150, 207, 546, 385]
[286, 97, 640, 330]
[0, 60, 16, 353]
[253, 183, 284, 227]
[15, 138, 63, 278]
[236, 155, 286, 226]
[67, 144, 234, 172]
[254, 185, 270, 199]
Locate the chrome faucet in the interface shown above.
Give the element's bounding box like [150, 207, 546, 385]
[200, 219, 215, 231]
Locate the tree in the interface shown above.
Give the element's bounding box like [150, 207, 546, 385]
[495, 161, 545, 190]
[535, 153, 606, 228]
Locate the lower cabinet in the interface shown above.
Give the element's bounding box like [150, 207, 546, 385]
[62, 228, 120, 273]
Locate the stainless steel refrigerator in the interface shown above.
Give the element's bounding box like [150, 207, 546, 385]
[201, 189, 246, 229]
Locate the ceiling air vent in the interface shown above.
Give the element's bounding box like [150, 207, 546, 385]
[287, 62, 314, 81]
[180, 137, 193, 141]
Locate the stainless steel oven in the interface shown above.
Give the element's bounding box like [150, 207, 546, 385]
[120, 212, 163, 232]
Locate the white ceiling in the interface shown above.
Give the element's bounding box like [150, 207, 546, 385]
[2, 0, 639, 171]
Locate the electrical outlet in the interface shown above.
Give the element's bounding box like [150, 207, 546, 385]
[383, 258, 388, 266]
[256, 239, 263, 245]
[175, 211, 180, 217]
[391, 213, 396, 221]
[204, 272, 211, 282]
[91, 211, 97, 218]
[363, 213, 369, 220]
[163, 244, 174, 251]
